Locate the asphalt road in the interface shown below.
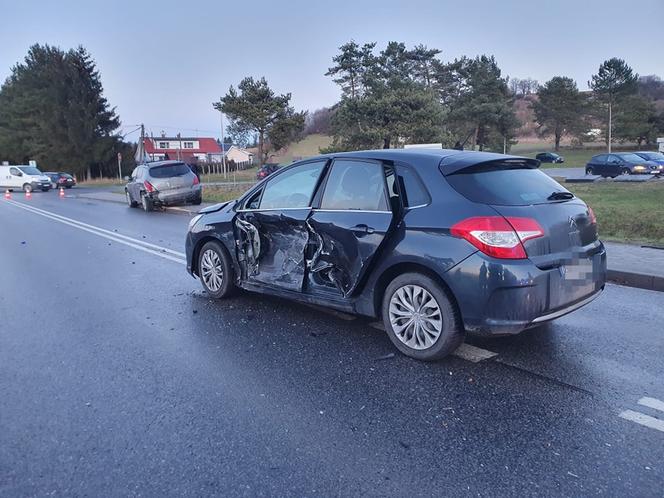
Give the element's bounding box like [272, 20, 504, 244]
[1, 189, 663, 497]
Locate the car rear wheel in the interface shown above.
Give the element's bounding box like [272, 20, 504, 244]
[23, 183, 32, 193]
[126, 190, 138, 208]
[382, 273, 464, 361]
[198, 241, 235, 298]
[141, 193, 153, 212]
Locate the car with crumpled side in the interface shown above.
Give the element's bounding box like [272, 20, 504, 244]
[185, 149, 606, 361]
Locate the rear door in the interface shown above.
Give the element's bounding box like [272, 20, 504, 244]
[234, 160, 327, 292]
[591, 154, 607, 175]
[305, 159, 394, 297]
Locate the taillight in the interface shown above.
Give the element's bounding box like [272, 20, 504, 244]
[588, 206, 597, 225]
[450, 216, 544, 259]
[192, 175, 200, 185]
[144, 180, 155, 193]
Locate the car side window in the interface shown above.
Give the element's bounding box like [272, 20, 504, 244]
[607, 155, 621, 164]
[258, 161, 325, 209]
[594, 155, 607, 164]
[10, 167, 21, 176]
[396, 165, 430, 208]
[321, 160, 388, 211]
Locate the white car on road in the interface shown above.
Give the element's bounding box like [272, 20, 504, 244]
[0, 165, 52, 192]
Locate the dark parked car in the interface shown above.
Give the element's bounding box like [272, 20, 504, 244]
[634, 151, 664, 170]
[186, 149, 606, 361]
[535, 152, 564, 163]
[44, 172, 76, 189]
[585, 152, 661, 177]
[256, 163, 280, 180]
[125, 161, 202, 212]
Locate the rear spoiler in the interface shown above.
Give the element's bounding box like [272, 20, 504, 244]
[439, 152, 540, 176]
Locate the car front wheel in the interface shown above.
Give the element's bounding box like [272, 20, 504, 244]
[198, 241, 235, 298]
[586, 167, 593, 175]
[621, 167, 631, 175]
[382, 273, 464, 361]
[23, 183, 32, 193]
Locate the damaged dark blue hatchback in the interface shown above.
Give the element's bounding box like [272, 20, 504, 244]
[185, 149, 606, 361]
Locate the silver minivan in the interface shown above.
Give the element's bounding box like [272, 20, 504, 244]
[125, 161, 202, 212]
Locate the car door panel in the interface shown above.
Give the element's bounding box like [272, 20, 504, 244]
[233, 160, 328, 292]
[305, 210, 393, 297]
[304, 158, 394, 298]
[235, 209, 311, 291]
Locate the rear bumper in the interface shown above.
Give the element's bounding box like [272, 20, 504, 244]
[446, 244, 607, 336]
[149, 186, 201, 206]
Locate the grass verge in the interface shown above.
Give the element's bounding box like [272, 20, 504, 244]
[202, 185, 253, 204]
[564, 180, 664, 245]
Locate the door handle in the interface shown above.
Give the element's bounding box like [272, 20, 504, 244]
[351, 224, 375, 235]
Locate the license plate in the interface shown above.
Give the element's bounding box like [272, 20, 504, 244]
[561, 259, 593, 281]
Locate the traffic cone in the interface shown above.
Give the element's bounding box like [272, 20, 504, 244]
[3, 189, 10, 200]
[59, 187, 65, 198]
[25, 190, 32, 199]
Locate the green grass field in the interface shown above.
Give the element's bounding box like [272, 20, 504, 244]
[563, 181, 664, 245]
[271, 134, 332, 164]
[202, 185, 253, 204]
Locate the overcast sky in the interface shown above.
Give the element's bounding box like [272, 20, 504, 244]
[2, 0, 663, 141]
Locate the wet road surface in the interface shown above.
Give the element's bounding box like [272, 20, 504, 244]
[1, 189, 663, 496]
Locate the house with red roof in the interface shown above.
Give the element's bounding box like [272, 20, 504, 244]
[142, 135, 254, 166]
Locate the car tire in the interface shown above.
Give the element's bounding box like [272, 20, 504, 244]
[23, 183, 32, 193]
[381, 273, 464, 361]
[126, 190, 138, 208]
[198, 240, 235, 299]
[192, 195, 202, 205]
[41, 188, 49, 192]
[141, 193, 153, 212]
[621, 167, 631, 175]
[585, 167, 593, 175]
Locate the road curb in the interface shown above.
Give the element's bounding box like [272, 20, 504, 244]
[607, 269, 664, 293]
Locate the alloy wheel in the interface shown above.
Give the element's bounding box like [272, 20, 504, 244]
[388, 284, 443, 350]
[200, 249, 224, 292]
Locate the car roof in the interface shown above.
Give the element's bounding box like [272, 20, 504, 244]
[142, 160, 186, 167]
[307, 148, 538, 174]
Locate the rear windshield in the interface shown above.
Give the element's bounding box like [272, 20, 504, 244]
[446, 163, 572, 206]
[149, 163, 190, 178]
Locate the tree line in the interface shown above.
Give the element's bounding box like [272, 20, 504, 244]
[320, 41, 664, 153]
[0, 44, 130, 179]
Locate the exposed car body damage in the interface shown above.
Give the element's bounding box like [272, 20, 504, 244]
[234, 217, 261, 277]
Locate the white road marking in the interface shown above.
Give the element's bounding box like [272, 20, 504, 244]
[4, 200, 186, 265]
[7, 199, 186, 258]
[638, 397, 664, 414]
[619, 409, 664, 433]
[369, 322, 498, 362]
[452, 343, 499, 363]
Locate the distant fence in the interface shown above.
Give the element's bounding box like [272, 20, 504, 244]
[200, 159, 252, 176]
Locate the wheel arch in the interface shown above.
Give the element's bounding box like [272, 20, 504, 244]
[191, 234, 236, 278]
[370, 261, 463, 324]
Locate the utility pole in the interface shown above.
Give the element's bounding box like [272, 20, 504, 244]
[608, 102, 612, 153]
[220, 110, 227, 179]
